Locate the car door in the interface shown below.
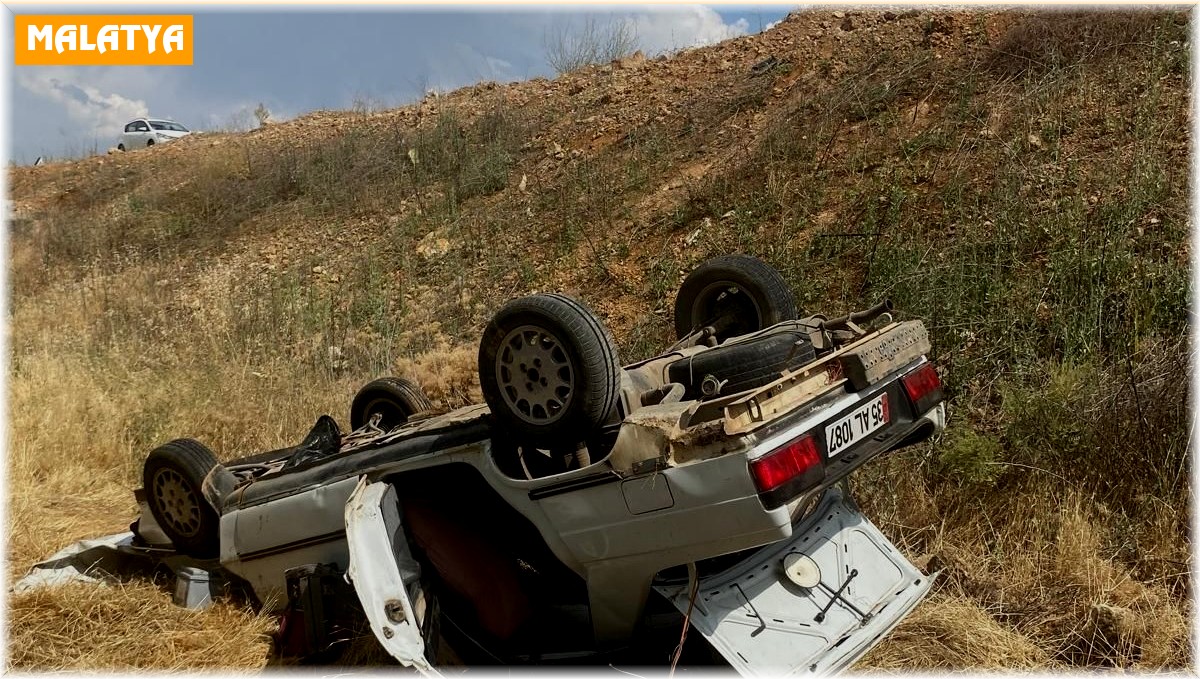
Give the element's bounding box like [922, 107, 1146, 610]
[121, 121, 138, 148]
[129, 120, 151, 146]
[652, 488, 934, 676]
[344, 477, 441, 676]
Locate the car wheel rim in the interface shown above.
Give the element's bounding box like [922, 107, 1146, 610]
[495, 324, 574, 426]
[152, 468, 201, 538]
[692, 281, 763, 337]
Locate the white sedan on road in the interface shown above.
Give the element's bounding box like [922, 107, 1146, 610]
[118, 118, 190, 151]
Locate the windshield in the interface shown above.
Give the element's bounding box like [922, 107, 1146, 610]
[149, 121, 188, 132]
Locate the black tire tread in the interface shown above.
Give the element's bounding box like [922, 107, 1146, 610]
[544, 293, 621, 420]
[351, 376, 434, 430]
[674, 254, 799, 339]
[667, 330, 817, 399]
[142, 438, 221, 558]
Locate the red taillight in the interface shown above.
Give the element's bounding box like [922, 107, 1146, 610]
[901, 362, 943, 413]
[750, 435, 822, 493]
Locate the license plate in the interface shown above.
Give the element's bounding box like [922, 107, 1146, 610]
[825, 392, 889, 457]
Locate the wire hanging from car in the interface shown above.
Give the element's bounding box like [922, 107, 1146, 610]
[668, 562, 700, 677]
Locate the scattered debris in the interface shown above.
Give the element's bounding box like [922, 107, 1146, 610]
[750, 55, 780, 75]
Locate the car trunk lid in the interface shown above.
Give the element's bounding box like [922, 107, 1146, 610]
[652, 488, 933, 675]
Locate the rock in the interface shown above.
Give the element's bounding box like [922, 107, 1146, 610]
[614, 51, 646, 69]
[518, 174, 528, 193]
[416, 232, 453, 258]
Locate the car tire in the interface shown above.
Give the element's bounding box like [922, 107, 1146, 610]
[142, 438, 222, 558]
[146, 139, 155, 147]
[674, 254, 798, 342]
[666, 329, 817, 400]
[350, 376, 433, 431]
[479, 293, 620, 450]
[117, 143, 125, 152]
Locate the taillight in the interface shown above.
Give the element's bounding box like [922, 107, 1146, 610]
[750, 435, 824, 494]
[901, 362, 943, 414]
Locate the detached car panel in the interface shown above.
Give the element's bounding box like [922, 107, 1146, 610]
[653, 488, 933, 676]
[344, 479, 436, 674]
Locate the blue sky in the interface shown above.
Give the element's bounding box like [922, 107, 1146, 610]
[8, 6, 792, 162]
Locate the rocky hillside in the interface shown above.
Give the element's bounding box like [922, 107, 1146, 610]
[8, 9, 1191, 670]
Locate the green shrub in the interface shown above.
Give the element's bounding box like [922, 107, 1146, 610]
[934, 426, 1004, 487]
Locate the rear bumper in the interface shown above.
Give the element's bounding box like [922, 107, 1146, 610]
[754, 366, 947, 511]
[818, 400, 945, 495]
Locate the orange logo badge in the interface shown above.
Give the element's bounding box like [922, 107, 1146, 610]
[15, 15, 193, 66]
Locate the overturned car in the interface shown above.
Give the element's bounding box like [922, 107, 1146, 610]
[131, 255, 945, 673]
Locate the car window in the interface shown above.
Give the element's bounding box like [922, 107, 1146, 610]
[125, 122, 139, 133]
[134, 122, 150, 132]
[149, 121, 188, 132]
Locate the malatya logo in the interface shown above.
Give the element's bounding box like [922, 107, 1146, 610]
[15, 15, 193, 66]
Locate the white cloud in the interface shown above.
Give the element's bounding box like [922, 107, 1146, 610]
[625, 6, 751, 55]
[16, 69, 148, 138]
[485, 56, 517, 82]
[424, 43, 523, 93]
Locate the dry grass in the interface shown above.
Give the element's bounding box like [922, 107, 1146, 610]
[988, 10, 1171, 74]
[393, 343, 481, 410]
[854, 463, 1192, 670]
[860, 593, 1050, 670]
[8, 582, 274, 671]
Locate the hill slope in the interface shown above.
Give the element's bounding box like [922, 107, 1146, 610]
[7, 9, 1192, 670]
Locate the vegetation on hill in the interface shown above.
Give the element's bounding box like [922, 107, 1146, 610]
[7, 9, 1191, 670]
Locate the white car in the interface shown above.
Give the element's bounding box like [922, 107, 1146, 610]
[124, 255, 947, 672]
[117, 118, 190, 151]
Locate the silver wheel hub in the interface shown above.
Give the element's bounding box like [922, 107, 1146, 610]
[495, 324, 574, 426]
[152, 468, 201, 538]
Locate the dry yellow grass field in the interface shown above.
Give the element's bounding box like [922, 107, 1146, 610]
[7, 9, 1192, 671]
